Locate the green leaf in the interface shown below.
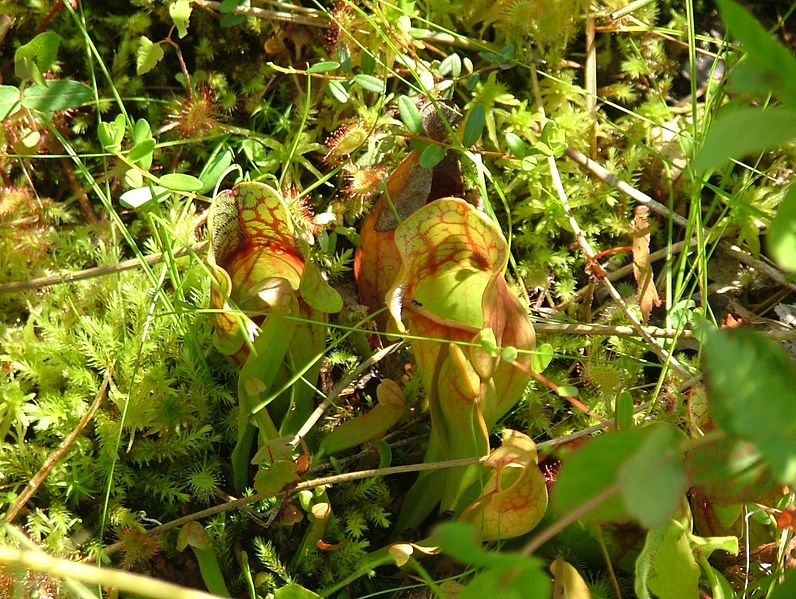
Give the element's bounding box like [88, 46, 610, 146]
[397, 96, 424, 135]
[438, 53, 462, 78]
[553, 427, 649, 522]
[635, 521, 700, 599]
[137, 36, 165, 75]
[769, 569, 796, 599]
[615, 390, 634, 429]
[768, 185, 796, 271]
[462, 104, 485, 147]
[198, 148, 234, 193]
[353, 73, 384, 94]
[703, 328, 796, 486]
[618, 424, 687, 528]
[0, 85, 21, 120]
[327, 79, 349, 103]
[98, 113, 126, 151]
[14, 31, 60, 81]
[127, 138, 155, 165]
[531, 342, 553, 373]
[159, 173, 203, 192]
[169, 0, 192, 38]
[21, 79, 93, 115]
[716, 0, 796, 105]
[505, 132, 527, 158]
[306, 61, 339, 73]
[119, 185, 170, 209]
[693, 107, 796, 172]
[133, 118, 152, 144]
[418, 143, 445, 168]
[273, 583, 322, 599]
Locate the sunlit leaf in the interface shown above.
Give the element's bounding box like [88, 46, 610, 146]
[14, 31, 60, 81]
[169, 0, 192, 38]
[635, 520, 700, 599]
[306, 61, 340, 73]
[353, 73, 384, 94]
[137, 36, 165, 75]
[462, 104, 485, 147]
[0, 85, 20, 120]
[119, 185, 169, 209]
[22, 80, 93, 115]
[693, 107, 796, 172]
[398, 95, 424, 135]
[159, 172, 203, 191]
[768, 185, 796, 271]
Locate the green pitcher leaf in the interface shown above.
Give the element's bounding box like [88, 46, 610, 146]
[318, 379, 406, 456]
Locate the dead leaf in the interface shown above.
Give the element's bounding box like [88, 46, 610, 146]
[631, 205, 661, 322]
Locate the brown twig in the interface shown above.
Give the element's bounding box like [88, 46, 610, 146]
[0, 242, 207, 294]
[190, 0, 329, 27]
[4, 367, 114, 524]
[529, 69, 692, 380]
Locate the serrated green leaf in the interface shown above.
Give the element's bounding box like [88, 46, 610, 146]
[0, 85, 21, 120]
[21, 80, 93, 115]
[307, 61, 340, 73]
[159, 173, 203, 191]
[353, 73, 384, 94]
[768, 185, 796, 271]
[418, 143, 445, 168]
[462, 104, 485, 147]
[169, 0, 192, 38]
[694, 107, 796, 172]
[14, 31, 60, 81]
[397, 96, 424, 135]
[137, 36, 165, 75]
[703, 328, 796, 486]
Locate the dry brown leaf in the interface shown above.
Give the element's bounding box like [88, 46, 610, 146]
[632, 205, 661, 322]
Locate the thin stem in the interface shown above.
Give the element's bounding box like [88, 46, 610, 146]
[521, 483, 621, 556]
[530, 69, 692, 380]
